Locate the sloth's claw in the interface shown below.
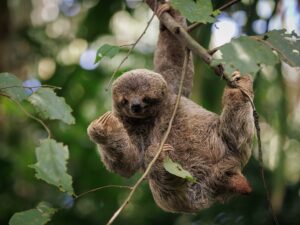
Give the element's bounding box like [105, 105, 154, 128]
[156, 3, 171, 18]
[162, 144, 175, 152]
[98, 111, 112, 125]
[231, 71, 241, 82]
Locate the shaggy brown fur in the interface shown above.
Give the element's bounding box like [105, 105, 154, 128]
[87, 2, 254, 213]
[154, 3, 194, 97]
[144, 73, 254, 212]
[88, 70, 169, 177]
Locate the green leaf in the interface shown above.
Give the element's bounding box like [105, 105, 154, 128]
[163, 156, 196, 182]
[171, 0, 216, 23]
[95, 44, 120, 63]
[259, 29, 300, 67]
[211, 36, 279, 77]
[0, 73, 28, 101]
[9, 202, 56, 225]
[28, 88, 75, 125]
[30, 139, 74, 195]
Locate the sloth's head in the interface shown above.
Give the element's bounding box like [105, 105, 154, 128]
[112, 69, 168, 119]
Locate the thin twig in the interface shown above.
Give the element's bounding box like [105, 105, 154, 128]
[119, 44, 134, 48]
[4, 96, 51, 138]
[237, 87, 280, 225]
[207, 46, 220, 55]
[105, 49, 190, 225]
[105, 4, 157, 91]
[187, 0, 241, 32]
[75, 185, 133, 199]
[0, 85, 61, 91]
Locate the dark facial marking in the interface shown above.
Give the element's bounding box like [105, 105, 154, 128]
[130, 97, 142, 113]
[143, 97, 160, 105]
[121, 98, 128, 106]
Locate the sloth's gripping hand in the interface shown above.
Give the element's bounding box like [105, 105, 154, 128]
[88, 112, 142, 177]
[87, 112, 123, 144]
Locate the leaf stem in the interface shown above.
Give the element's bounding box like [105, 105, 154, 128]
[0, 85, 61, 91]
[75, 185, 133, 199]
[4, 96, 51, 138]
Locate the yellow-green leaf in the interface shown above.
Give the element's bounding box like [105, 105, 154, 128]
[163, 156, 196, 182]
[95, 44, 120, 63]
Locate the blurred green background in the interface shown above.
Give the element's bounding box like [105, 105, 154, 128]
[1, 0, 300, 224]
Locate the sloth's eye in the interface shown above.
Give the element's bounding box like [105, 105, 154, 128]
[121, 99, 128, 105]
[143, 97, 159, 105]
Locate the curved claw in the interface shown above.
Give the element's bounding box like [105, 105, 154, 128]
[156, 3, 171, 18]
[97, 111, 113, 125]
[162, 144, 175, 152]
[231, 71, 241, 82]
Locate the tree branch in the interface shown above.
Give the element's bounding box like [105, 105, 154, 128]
[106, 48, 190, 225]
[145, 0, 231, 82]
[187, 0, 241, 32]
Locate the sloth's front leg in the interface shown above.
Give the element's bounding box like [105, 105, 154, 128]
[87, 112, 142, 177]
[87, 112, 124, 144]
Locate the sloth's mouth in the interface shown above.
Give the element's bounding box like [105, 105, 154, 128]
[129, 111, 147, 118]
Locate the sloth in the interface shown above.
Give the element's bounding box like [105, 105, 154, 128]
[87, 2, 254, 213]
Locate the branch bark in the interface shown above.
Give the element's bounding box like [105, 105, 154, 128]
[145, 0, 231, 82]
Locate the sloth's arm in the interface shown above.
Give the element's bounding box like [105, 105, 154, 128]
[87, 112, 142, 177]
[151, 0, 194, 97]
[219, 74, 254, 165]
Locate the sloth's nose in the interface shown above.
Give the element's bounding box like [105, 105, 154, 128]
[131, 103, 141, 113]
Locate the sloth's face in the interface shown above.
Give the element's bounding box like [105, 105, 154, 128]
[115, 93, 163, 119]
[112, 69, 168, 119]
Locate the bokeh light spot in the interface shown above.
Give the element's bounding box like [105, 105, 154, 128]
[23, 79, 41, 95]
[252, 19, 267, 34]
[256, 0, 275, 19]
[38, 58, 56, 80]
[80, 49, 98, 70]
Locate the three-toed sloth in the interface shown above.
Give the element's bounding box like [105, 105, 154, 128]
[88, 4, 254, 213]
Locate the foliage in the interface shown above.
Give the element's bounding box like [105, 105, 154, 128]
[28, 88, 75, 125]
[171, 0, 217, 23]
[95, 44, 121, 63]
[211, 36, 279, 75]
[30, 139, 74, 195]
[0, 73, 28, 101]
[212, 29, 300, 76]
[262, 29, 300, 67]
[9, 202, 56, 225]
[163, 156, 196, 182]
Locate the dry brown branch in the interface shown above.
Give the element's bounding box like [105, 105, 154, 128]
[105, 48, 190, 225]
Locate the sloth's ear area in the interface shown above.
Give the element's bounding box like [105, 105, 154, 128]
[227, 173, 252, 195]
